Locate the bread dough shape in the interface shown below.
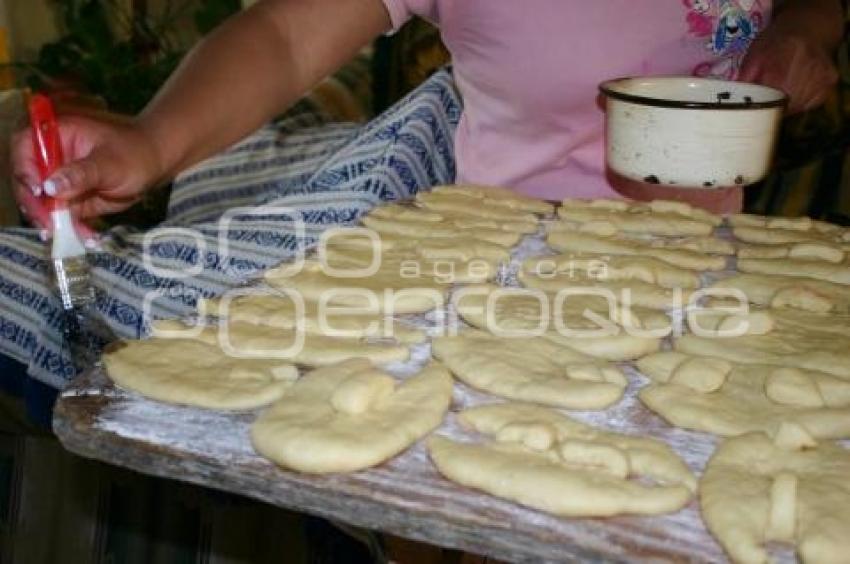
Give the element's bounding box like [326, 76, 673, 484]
[730, 213, 810, 230]
[363, 209, 522, 247]
[432, 331, 627, 409]
[709, 273, 850, 314]
[637, 351, 850, 438]
[416, 191, 540, 226]
[644, 199, 723, 226]
[155, 319, 410, 366]
[428, 403, 695, 517]
[455, 284, 673, 334]
[548, 219, 734, 255]
[701, 427, 850, 564]
[326, 229, 511, 263]
[522, 253, 701, 289]
[730, 213, 848, 234]
[547, 230, 726, 271]
[103, 337, 297, 410]
[197, 293, 426, 344]
[562, 198, 721, 226]
[454, 288, 663, 361]
[647, 235, 735, 255]
[737, 242, 845, 264]
[431, 184, 554, 215]
[731, 213, 848, 246]
[265, 260, 447, 314]
[251, 359, 452, 473]
[675, 314, 850, 379]
[733, 225, 816, 245]
[519, 269, 693, 311]
[687, 309, 776, 336]
[321, 246, 497, 284]
[737, 257, 850, 286]
[557, 202, 715, 237]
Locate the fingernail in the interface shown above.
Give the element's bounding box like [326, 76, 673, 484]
[43, 179, 57, 197]
[38, 229, 48, 242]
[31, 184, 42, 197]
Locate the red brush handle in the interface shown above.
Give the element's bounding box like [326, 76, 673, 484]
[28, 93, 64, 182]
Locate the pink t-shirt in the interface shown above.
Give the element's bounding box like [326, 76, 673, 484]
[382, 0, 772, 200]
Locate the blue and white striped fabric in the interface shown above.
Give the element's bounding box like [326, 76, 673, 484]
[0, 69, 461, 388]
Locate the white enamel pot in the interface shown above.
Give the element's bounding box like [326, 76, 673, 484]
[599, 76, 787, 189]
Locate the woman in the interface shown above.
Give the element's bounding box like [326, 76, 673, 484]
[13, 0, 842, 227]
[0, 0, 844, 394]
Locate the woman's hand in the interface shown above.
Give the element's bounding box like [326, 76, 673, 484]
[739, 0, 843, 115]
[12, 115, 163, 238]
[739, 28, 839, 114]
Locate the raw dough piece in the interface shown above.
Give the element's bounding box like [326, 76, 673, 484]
[326, 230, 511, 263]
[709, 273, 850, 314]
[647, 235, 735, 255]
[416, 191, 539, 226]
[687, 309, 775, 336]
[675, 319, 850, 379]
[522, 253, 700, 289]
[547, 230, 726, 271]
[562, 198, 721, 226]
[733, 225, 814, 245]
[265, 260, 447, 314]
[252, 359, 452, 473]
[737, 257, 850, 285]
[557, 202, 715, 237]
[737, 242, 845, 263]
[454, 284, 673, 335]
[519, 269, 693, 310]
[452, 285, 673, 337]
[362, 213, 522, 247]
[428, 403, 695, 517]
[548, 222, 735, 254]
[439, 214, 538, 235]
[197, 293, 426, 344]
[701, 427, 850, 564]
[728, 213, 769, 228]
[638, 351, 850, 438]
[432, 331, 628, 409]
[431, 184, 554, 215]
[453, 288, 664, 360]
[730, 212, 849, 249]
[367, 204, 442, 223]
[154, 320, 410, 366]
[321, 246, 497, 284]
[730, 214, 816, 231]
[103, 338, 297, 410]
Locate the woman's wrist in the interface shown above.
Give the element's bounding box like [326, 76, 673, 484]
[133, 113, 185, 190]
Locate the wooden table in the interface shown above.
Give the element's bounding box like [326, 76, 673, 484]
[53, 359, 735, 564]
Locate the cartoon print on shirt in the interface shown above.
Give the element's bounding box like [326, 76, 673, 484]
[684, 0, 765, 79]
[684, 0, 714, 37]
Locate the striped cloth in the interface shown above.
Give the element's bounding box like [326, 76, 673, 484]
[0, 69, 461, 389]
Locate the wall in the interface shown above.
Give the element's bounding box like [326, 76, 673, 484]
[2, 0, 60, 61]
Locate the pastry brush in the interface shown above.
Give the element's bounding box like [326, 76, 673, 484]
[29, 93, 113, 370]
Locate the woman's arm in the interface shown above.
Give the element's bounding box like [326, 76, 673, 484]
[14, 0, 391, 226]
[140, 0, 392, 180]
[739, 0, 844, 113]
